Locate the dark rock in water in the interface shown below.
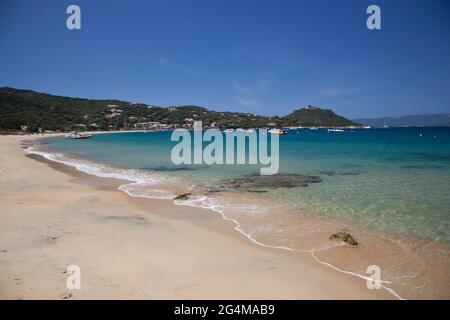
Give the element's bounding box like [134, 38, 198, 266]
[340, 163, 362, 168]
[401, 164, 445, 170]
[329, 232, 358, 247]
[219, 173, 322, 192]
[319, 170, 335, 176]
[173, 193, 191, 201]
[414, 152, 450, 161]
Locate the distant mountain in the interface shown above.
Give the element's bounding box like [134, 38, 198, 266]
[0, 87, 357, 132]
[353, 114, 450, 127]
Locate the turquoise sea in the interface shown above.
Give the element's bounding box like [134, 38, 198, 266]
[40, 127, 450, 243]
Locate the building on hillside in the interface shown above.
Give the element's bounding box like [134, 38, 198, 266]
[135, 122, 179, 130]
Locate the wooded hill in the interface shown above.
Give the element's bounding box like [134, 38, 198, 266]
[0, 87, 358, 132]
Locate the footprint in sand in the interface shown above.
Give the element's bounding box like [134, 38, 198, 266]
[59, 292, 73, 299]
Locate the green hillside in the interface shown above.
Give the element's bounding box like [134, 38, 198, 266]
[283, 105, 356, 127]
[0, 87, 358, 132]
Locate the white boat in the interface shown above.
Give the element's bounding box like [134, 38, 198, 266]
[65, 131, 92, 139]
[223, 129, 234, 134]
[328, 128, 344, 132]
[268, 128, 287, 135]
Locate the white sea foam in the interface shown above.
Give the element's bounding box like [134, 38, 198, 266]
[119, 183, 175, 200]
[25, 146, 175, 200]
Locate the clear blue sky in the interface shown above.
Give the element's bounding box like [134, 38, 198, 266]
[0, 0, 449, 118]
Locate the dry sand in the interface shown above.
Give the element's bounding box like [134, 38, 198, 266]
[0, 134, 393, 299]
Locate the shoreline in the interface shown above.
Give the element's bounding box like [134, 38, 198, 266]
[2, 133, 450, 299]
[24, 135, 408, 298]
[27, 134, 450, 299]
[0, 134, 397, 299]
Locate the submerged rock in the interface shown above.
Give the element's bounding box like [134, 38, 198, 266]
[401, 164, 445, 170]
[173, 193, 191, 201]
[329, 232, 358, 247]
[219, 173, 322, 192]
[318, 170, 335, 176]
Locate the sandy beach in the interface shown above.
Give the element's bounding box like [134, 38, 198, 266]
[0, 134, 397, 300]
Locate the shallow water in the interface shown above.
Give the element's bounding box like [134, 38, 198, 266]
[43, 127, 450, 242]
[29, 128, 450, 299]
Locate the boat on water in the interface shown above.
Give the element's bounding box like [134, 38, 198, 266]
[328, 128, 345, 132]
[65, 131, 93, 139]
[223, 128, 257, 134]
[268, 128, 287, 135]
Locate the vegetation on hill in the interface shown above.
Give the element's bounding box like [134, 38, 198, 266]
[283, 106, 356, 127]
[0, 87, 358, 132]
